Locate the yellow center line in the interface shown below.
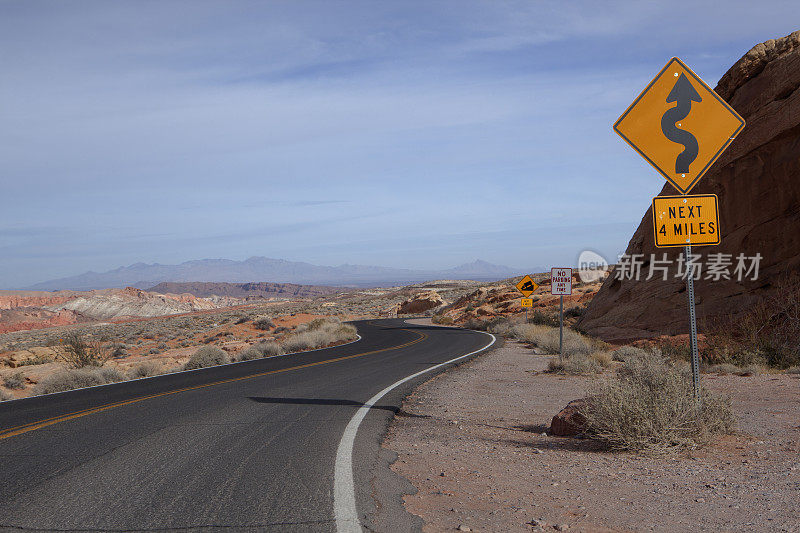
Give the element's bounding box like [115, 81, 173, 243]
[0, 329, 427, 441]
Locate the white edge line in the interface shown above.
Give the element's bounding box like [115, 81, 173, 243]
[333, 326, 496, 533]
[0, 334, 363, 404]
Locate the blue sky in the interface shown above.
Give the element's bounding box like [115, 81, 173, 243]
[1, 1, 797, 288]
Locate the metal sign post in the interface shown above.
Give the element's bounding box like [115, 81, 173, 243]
[559, 294, 564, 359]
[550, 268, 573, 360]
[516, 276, 538, 324]
[684, 246, 701, 401]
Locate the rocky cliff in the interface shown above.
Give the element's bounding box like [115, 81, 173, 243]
[578, 31, 800, 342]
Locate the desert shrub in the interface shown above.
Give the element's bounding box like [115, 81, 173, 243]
[431, 314, 454, 325]
[109, 343, 128, 358]
[128, 361, 163, 378]
[235, 316, 250, 325]
[18, 355, 52, 366]
[255, 341, 284, 357]
[148, 348, 161, 355]
[253, 316, 276, 330]
[580, 351, 734, 454]
[33, 367, 125, 395]
[527, 310, 559, 327]
[274, 326, 290, 334]
[97, 367, 125, 383]
[564, 306, 585, 319]
[786, 366, 800, 374]
[3, 372, 26, 390]
[611, 345, 648, 362]
[184, 346, 229, 370]
[236, 346, 263, 361]
[57, 332, 110, 368]
[653, 341, 692, 362]
[0, 389, 12, 401]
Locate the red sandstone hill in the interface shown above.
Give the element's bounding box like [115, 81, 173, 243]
[578, 31, 800, 342]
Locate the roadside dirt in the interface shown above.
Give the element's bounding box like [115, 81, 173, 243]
[383, 337, 800, 532]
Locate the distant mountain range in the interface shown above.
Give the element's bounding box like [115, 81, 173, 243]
[26, 257, 527, 291]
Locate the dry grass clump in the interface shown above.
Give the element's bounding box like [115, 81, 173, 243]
[255, 341, 284, 357]
[511, 323, 611, 375]
[589, 351, 613, 367]
[128, 361, 163, 378]
[281, 319, 357, 353]
[786, 366, 800, 374]
[512, 324, 594, 356]
[33, 367, 125, 395]
[611, 345, 648, 362]
[0, 389, 12, 401]
[3, 372, 26, 390]
[547, 355, 601, 375]
[184, 346, 229, 370]
[580, 351, 734, 454]
[236, 346, 263, 362]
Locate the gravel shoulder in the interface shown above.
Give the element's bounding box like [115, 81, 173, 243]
[382, 337, 800, 532]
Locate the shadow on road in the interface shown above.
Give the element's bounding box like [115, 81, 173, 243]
[247, 396, 398, 412]
[247, 396, 431, 418]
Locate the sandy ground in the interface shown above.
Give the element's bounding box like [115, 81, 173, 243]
[383, 336, 800, 532]
[0, 313, 340, 400]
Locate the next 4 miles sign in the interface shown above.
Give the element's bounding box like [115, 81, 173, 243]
[652, 194, 720, 247]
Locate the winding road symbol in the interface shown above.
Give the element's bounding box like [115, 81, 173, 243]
[661, 73, 702, 173]
[613, 57, 745, 194]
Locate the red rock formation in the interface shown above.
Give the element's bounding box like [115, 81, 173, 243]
[0, 309, 89, 334]
[397, 291, 446, 314]
[0, 291, 78, 310]
[578, 31, 800, 342]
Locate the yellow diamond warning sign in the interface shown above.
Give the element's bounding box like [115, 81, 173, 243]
[516, 275, 539, 297]
[614, 57, 745, 194]
[652, 194, 720, 247]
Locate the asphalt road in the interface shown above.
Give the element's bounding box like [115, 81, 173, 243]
[0, 319, 494, 532]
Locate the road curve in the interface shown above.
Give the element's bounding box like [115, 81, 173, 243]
[0, 319, 494, 532]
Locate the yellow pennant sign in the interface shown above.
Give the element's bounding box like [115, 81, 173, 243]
[614, 57, 745, 194]
[516, 275, 539, 297]
[521, 298, 534, 308]
[652, 194, 720, 247]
